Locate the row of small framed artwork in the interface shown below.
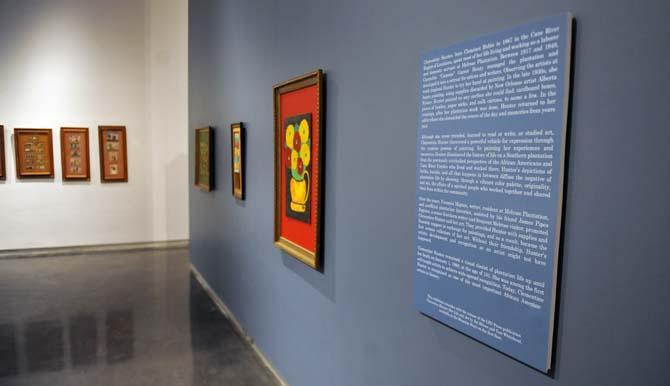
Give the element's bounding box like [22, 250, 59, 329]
[0, 125, 128, 182]
[193, 70, 325, 271]
[194, 122, 245, 200]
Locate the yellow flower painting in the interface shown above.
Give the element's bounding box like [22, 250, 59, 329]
[284, 114, 312, 223]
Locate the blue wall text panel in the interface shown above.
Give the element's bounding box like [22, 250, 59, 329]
[413, 13, 572, 372]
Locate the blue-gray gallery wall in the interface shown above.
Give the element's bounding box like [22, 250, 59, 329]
[188, 1, 670, 385]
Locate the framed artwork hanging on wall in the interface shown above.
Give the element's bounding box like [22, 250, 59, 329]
[0, 125, 5, 180]
[60, 127, 90, 181]
[230, 122, 245, 200]
[14, 128, 55, 179]
[98, 126, 128, 182]
[273, 69, 325, 270]
[195, 127, 213, 191]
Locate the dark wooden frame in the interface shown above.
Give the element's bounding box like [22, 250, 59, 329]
[14, 128, 55, 179]
[98, 126, 128, 183]
[194, 127, 213, 192]
[60, 127, 91, 181]
[273, 69, 325, 269]
[230, 122, 245, 200]
[0, 125, 5, 180]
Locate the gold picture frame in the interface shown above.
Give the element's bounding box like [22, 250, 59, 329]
[195, 127, 213, 191]
[273, 70, 325, 270]
[0, 125, 5, 180]
[231, 122, 245, 200]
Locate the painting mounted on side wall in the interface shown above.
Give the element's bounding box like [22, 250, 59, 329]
[230, 123, 245, 200]
[195, 127, 213, 191]
[14, 128, 55, 179]
[60, 127, 91, 181]
[273, 69, 325, 270]
[98, 126, 128, 182]
[0, 125, 5, 180]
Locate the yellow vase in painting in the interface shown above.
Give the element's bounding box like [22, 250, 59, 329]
[290, 172, 309, 213]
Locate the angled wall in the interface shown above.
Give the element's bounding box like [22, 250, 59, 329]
[189, 1, 670, 385]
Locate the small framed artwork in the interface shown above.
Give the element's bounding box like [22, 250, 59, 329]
[195, 127, 213, 191]
[98, 126, 128, 182]
[0, 125, 5, 180]
[273, 69, 325, 270]
[231, 122, 245, 200]
[60, 127, 90, 181]
[14, 128, 55, 179]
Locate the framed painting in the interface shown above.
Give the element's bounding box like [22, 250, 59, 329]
[14, 128, 55, 179]
[60, 127, 90, 181]
[0, 125, 5, 180]
[195, 127, 213, 191]
[273, 69, 325, 270]
[98, 126, 128, 182]
[231, 122, 245, 200]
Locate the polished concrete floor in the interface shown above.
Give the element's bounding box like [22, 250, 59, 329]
[0, 248, 278, 386]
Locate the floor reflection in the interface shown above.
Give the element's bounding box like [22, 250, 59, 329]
[106, 309, 134, 364]
[0, 323, 19, 377]
[0, 249, 277, 386]
[25, 319, 65, 373]
[69, 314, 98, 367]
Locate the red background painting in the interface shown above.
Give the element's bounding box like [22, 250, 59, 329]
[279, 84, 320, 253]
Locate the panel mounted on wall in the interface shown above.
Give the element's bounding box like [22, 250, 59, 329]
[14, 128, 55, 179]
[195, 127, 213, 192]
[0, 125, 5, 180]
[231, 122, 245, 200]
[273, 70, 325, 270]
[98, 126, 128, 183]
[412, 14, 573, 372]
[60, 128, 91, 181]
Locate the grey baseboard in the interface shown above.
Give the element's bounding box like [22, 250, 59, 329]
[190, 263, 289, 386]
[0, 240, 190, 259]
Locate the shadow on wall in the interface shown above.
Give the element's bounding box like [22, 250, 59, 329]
[281, 251, 335, 303]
